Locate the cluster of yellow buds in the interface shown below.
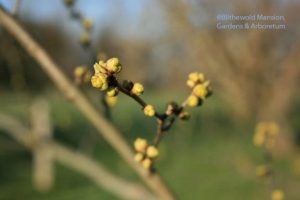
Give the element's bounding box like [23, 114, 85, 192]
[93, 58, 122, 75]
[253, 122, 280, 149]
[186, 72, 212, 107]
[73, 65, 91, 84]
[271, 189, 284, 200]
[134, 138, 159, 170]
[143, 105, 155, 117]
[91, 57, 122, 93]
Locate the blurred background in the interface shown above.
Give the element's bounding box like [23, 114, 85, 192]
[0, 0, 300, 199]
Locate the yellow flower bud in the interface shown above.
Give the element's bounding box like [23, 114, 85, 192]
[188, 72, 205, 83]
[105, 96, 118, 107]
[106, 57, 121, 73]
[82, 18, 93, 30]
[187, 95, 199, 107]
[74, 66, 87, 78]
[79, 32, 91, 47]
[101, 83, 108, 91]
[131, 83, 144, 96]
[188, 72, 199, 82]
[147, 146, 159, 159]
[143, 105, 155, 117]
[93, 61, 106, 74]
[256, 165, 270, 177]
[253, 130, 265, 147]
[91, 74, 108, 90]
[186, 80, 195, 88]
[253, 122, 280, 149]
[142, 158, 152, 170]
[271, 189, 284, 200]
[91, 75, 103, 88]
[134, 138, 148, 153]
[193, 84, 208, 99]
[134, 153, 144, 163]
[107, 87, 118, 97]
[268, 122, 279, 137]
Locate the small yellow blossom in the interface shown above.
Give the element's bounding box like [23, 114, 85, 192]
[106, 57, 122, 73]
[82, 18, 93, 30]
[74, 66, 91, 83]
[105, 96, 118, 107]
[91, 74, 108, 90]
[79, 32, 91, 46]
[188, 72, 205, 83]
[187, 95, 199, 107]
[268, 122, 279, 137]
[74, 66, 87, 78]
[142, 158, 152, 170]
[253, 130, 265, 147]
[93, 61, 107, 74]
[131, 83, 144, 96]
[134, 153, 144, 163]
[186, 79, 196, 88]
[189, 72, 204, 82]
[193, 82, 209, 99]
[134, 138, 148, 153]
[147, 146, 159, 158]
[256, 165, 270, 177]
[107, 87, 118, 97]
[271, 189, 284, 200]
[143, 105, 155, 117]
[253, 122, 280, 148]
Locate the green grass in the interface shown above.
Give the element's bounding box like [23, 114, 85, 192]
[0, 89, 299, 200]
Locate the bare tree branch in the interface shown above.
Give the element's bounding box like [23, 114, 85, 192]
[0, 7, 176, 200]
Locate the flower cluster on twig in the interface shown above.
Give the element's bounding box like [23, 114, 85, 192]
[253, 122, 284, 200]
[90, 57, 212, 171]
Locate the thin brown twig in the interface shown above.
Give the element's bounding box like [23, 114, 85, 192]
[116, 75, 192, 147]
[0, 7, 176, 200]
[154, 119, 164, 146]
[116, 79, 190, 146]
[116, 81, 166, 120]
